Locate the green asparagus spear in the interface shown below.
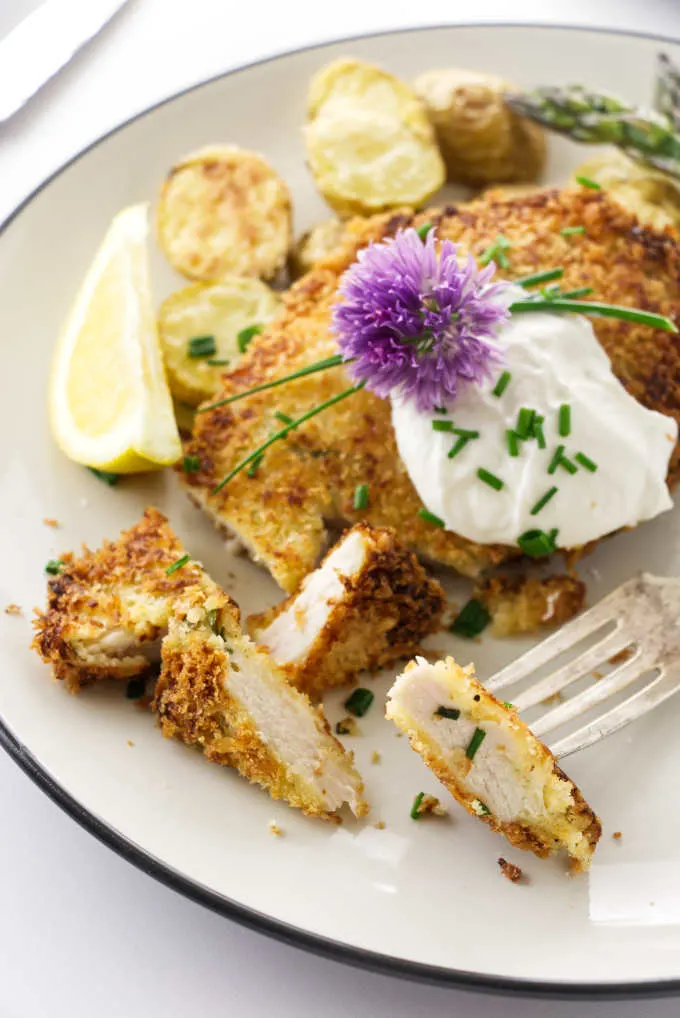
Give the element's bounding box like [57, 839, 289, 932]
[505, 85, 680, 180]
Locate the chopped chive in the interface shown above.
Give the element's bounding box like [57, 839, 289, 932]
[450, 599, 491, 639]
[532, 414, 546, 449]
[247, 454, 263, 478]
[237, 324, 264, 354]
[344, 687, 374, 717]
[560, 226, 586, 237]
[182, 454, 200, 473]
[434, 705, 461, 720]
[188, 335, 217, 358]
[213, 382, 364, 493]
[206, 358, 230, 367]
[166, 553, 190, 576]
[558, 404, 571, 437]
[548, 527, 559, 545]
[477, 468, 504, 491]
[502, 702, 515, 710]
[418, 508, 446, 528]
[448, 436, 469, 460]
[87, 467, 120, 486]
[434, 405, 447, 414]
[125, 677, 147, 700]
[560, 286, 593, 300]
[353, 483, 370, 510]
[506, 429, 520, 457]
[274, 411, 293, 425]
[510, 299, 677, 334]
[479, 233, 511, 269]
[432, 419, 455, 432]
[45, 559, 63, 576]
[530, 485, 558, 516]
[547, 445, 565, 475]
[517, 528, 557, 558]
[541, 283, 562, 299]
[410, 792, 426, 819]
[471, 798, 491, 816]
[575, 175, 601, 190]
[516, 267, 563, 288]
[207, 608, 219, 634]
[516, 407, 535, 440]
[492, 370, 512, 397]
[466, 727, 486, 760]
[557, 454, 578, 475]
[452, 427, 479, 439]
[575, 451, 598, 472]
[416, 221, 433, 240]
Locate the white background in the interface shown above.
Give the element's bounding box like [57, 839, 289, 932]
[2, 1, 680, 1015]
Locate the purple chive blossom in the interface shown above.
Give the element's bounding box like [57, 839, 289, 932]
[331, 228, 513, 413]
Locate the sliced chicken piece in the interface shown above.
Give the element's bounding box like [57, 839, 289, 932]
[386, 656, 601, 870]
[32, 508, 220, 692]
[154, 587, 368, 820]
[248, 524, 445, 698]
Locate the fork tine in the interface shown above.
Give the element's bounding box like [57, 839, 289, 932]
[486, 610, 620, 693]
[550, 666, 680, 758]
[530, 652, 649, 737]
[512, 630, 634, 711]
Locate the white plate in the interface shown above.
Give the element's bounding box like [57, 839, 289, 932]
[1, 22, 680, 998]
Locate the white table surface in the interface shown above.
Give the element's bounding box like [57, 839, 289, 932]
[2, 2, 680, 1015]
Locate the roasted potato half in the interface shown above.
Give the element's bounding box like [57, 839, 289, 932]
[157, 145, 292, 281]
[290, 217, 347, 277]
[305, 58, 445, 216]
[159, 277, 281, 406]
[414, 68, 546, 186]
[573, 149, 680, 231]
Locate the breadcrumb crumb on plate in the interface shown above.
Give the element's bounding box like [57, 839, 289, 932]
[248, 523, 445, 698]
[153, 588, 368, 820]
[386, 656, 601, 870]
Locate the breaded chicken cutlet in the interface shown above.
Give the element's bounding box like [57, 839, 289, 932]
[154, 588, 368, 819]
[474, 574, 586, 637]
[386, 656, 601, 870]
[182, 187, 680, 592]
[248, 523, 445, 698]
[32, 508, 219, 692]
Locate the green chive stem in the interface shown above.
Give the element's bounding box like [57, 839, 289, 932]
[166, 554, 190, 576]
[506, 430, 520, 457]
[575, 175, 602, 189]
[575, 452, 598, 472]
[510, 299, 677, 334]
[547, 445, 565, 475]
[432, 419, 455, 432]
[418, 508, 446, 528]
[212, 382, 364, 494]
[448, 436, 469, 460]
[416, 221, 433, 240]
[466, 728, 487, 760]
[515, 267, 564, 288]
[199, 354, 347, 414]
[530, 486, 558, 515]
[410, 792, 425, 819]
[477, 468, 504, 491]
[558, 403, 571, 437]
[492, 370, 512, 397]
[188, 335, 217, 359]
[353, 483, 370, 510]
[560, 226, 586, 237]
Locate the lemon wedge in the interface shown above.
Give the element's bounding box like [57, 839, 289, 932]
[49, 203, 182, 473]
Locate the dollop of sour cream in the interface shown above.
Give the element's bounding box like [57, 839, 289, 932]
[391, 297, 677, 549]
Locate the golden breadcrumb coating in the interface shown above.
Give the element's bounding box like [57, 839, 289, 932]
[475, 574, 586, 637]
[154, 588, 368, 820]
[248, 523, 445, 698]
[387, 656, 601, 870]
[32, 507, 219, 693]
[182, 188, 680, 592]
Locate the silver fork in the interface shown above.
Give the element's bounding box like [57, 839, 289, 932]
[485, 573, 680, 758]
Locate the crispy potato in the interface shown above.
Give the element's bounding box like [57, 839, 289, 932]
[290, 217, 347, 277]
[414, 68, 546, 186]
[156, 145, 292, 281]
[158, 277, 280, 405]
[574, 149, 680, 231]
[305, 58, 445, 216]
